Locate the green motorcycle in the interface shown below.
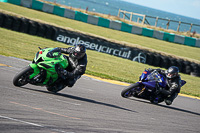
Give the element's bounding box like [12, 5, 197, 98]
[13, 47, 68, 92]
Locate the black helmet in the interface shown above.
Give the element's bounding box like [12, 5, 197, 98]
[166, 66, 179, 78]
[71, 44, 86, 60]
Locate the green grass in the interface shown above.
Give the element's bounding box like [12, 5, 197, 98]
[0, 2, 200, 62]
[0, 3, 199, 97]
[0, 28, 200, 97]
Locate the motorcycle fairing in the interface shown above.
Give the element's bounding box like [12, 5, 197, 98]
[29, 48, 69, 85]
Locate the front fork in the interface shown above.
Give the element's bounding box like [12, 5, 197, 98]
[28, 64, 44, 84]
[137, 81, 146, 96]
[29, 63, 40, 79]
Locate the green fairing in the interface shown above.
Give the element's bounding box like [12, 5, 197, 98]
[29, 48, 68, 85]
[29, 63, 40, 79]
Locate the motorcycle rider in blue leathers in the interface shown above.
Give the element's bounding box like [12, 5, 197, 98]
[148, 66, 182, 105]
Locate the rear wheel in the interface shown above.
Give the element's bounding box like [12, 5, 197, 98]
[121, 83, 140, 98]
[13, 66, 34, 87]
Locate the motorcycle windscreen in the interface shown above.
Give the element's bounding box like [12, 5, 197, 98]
[140, 70, 150, 81]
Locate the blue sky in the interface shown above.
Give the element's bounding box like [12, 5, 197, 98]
[122, 0, 200, 20]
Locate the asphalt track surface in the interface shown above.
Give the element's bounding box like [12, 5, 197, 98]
[0, 55, 200, 133]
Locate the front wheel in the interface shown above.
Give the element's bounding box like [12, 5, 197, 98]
[121, 83, 140, 98]
[13, 66, 34, 87]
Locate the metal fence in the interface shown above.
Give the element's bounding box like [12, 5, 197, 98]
[118, 9, 200, 33]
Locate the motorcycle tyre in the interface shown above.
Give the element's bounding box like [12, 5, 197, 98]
[13, 66, 33, 87]
[121, 83, 140, 98]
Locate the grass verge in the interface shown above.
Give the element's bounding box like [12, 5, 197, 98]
[0, 2, 200, 63]
[0, 28, 199, 97]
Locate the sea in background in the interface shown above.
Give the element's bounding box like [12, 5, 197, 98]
[45, 0, 200, 34]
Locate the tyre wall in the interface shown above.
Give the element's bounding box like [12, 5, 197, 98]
[0, 12, 200, 77]
[4, 0, 200, 48]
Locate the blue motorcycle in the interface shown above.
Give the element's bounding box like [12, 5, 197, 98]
[121, 69, 186, 104]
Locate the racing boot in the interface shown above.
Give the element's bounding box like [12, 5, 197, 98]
[47, 82, 65, 93]
[151, 95, 162, 104]
[164, 93, 178, 105]
[165, 99, 172, 105]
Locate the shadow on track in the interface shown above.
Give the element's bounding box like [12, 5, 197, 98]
[21, 86, 138, 113]
[127, 97, 200, 116]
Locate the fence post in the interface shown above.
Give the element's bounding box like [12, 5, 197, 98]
[155, 17, 158, 27]
[123, 11, 126, 19]
[177, 21, 181, 32]
[130, 12, 133, 22]
[118, 9, 121, 17]
[166, 19, 170, 29]
[142, 15, 146, 25]
[137, 17, 140, 23]
[189, 23, 193, 32]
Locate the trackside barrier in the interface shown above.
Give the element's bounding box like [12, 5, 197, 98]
[53, 6, 65, 17]
[163, 32, 175, 42]
[32, 0, 43, 11]
[5, 0, 200, 48]
[98, 17, 110, 28]
[64, 8, 75, 19]
[196, 39, 200, 47]
[142, 28, 154, 37]
[7, 0, 21, 5]
[21, 0, 32, 8]
[131, 25, 143, 35]
[109, 20, 122, 31]
[184, 37, 196, 47]
[121, 22, 132, 33]
[153, 30, 164, 40]
[42, 2, 54, 13]
[75, 11, 88, 23]
[0, 12, 199, 77]
[87, 15, 99, 25]
[174, 35, 185, 44]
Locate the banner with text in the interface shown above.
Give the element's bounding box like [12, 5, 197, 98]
[55, 29, 147, 63]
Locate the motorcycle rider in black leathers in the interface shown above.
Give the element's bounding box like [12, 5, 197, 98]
[148, 66, 182, 105]
[46, 44, 87, 92]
